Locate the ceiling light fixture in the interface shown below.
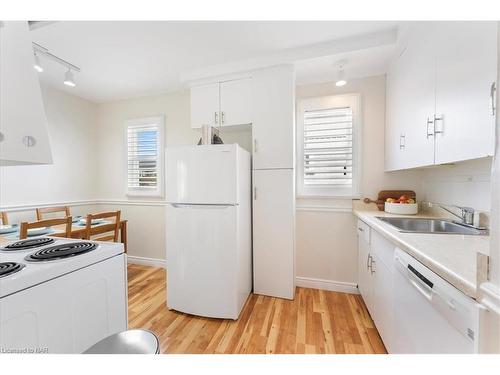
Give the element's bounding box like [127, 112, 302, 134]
[32, 42, 81, 88]
[335, 60, 348, 87]
[63, 69, 76, 87]
[33, 53, 44, 72]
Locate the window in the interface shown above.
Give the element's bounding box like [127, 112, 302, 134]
[297, 94, 361, 198]
[125, 116, 165, 197]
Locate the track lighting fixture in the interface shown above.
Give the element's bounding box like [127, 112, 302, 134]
[32, 42, 80, 88]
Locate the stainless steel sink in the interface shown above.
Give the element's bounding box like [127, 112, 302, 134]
[375, 217, 488, 235]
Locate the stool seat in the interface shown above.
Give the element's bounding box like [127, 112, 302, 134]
[83, 329, 160, 354]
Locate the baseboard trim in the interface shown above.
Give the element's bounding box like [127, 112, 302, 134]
[295, 276, 359, 294]
[127, 255, 166, 269]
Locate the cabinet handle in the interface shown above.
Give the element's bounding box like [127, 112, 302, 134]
[358, 227, 364, 232]
[221, 111, 225, 124]
[434, 114, 444, 134]
[366, 254, 372, 270]
[254, 139, 258, 153]
[370, 259, 376, 274]
[254, 187, 257, 200]
[426, 117, 435, 138]
[214, 112, 218, 125]
[399, 134, 405, 150]
[22, 136, 36, 147]
[491, 81, 497, 116]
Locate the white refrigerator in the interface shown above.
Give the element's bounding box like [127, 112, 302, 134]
[165, 144, 251, 320]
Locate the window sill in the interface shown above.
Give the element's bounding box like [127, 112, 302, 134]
[126, 191, 164, 199]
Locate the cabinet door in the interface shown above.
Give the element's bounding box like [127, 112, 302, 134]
[253, 169, 295, 300]
[385, 58, 407, 171]
[219, 78, 252, 127]
[371, 253, 394, 353]
[434, 22, 497, 164]
[251, 65, 295, 169]
[0, 21, 52, 165]
[190, 82, 220, 129]
[357, 225, 373, 312]
[385, 24, 436, 170]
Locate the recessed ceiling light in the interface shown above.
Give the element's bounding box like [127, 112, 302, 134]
[63, 69, 76, 87]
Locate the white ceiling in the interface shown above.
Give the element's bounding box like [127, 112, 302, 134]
[31, 21, 399, 103]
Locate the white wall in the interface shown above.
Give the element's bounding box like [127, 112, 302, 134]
[0, 85, 99, 221]
[95, 90, 251, 261]
[295, 75, 423, 289]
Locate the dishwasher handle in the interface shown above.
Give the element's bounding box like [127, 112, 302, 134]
[407, 264, 434, 301]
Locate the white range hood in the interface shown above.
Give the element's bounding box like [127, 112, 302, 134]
[0, 21, 52, 165]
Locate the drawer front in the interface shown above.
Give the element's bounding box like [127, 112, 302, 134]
[356, 220, 371, 244]
[371, 229, 395, 270]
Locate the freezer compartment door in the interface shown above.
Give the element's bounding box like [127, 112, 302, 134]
[165, 145, 238, 204]
[166, 204, 238, 319]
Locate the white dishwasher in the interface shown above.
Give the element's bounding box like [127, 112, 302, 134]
[393, 248, 479, 353]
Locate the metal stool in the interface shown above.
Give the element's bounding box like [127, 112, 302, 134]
[83, 329, 160, 354]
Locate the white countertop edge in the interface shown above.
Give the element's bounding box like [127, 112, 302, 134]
[353, 209, 484, 299]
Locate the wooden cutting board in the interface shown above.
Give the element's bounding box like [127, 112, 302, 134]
[366, 190, 416, 211]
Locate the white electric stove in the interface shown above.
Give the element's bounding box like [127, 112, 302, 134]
[0, 237, 128, 354]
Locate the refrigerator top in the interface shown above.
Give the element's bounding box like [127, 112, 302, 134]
[165, 143, 251, 205]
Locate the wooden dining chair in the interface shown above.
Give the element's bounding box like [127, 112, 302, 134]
[19, 217, 72, 240]
[84, 211, 121, 243]
[0, 211, 8, 225]
[36, 206, 71, 220]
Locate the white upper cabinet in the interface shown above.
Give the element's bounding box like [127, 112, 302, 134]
[219, 78, 253, 127]
[385, 22, 497, 171]
[0, 21, 52, 165]
[190, 78, 252, 129]
[434, 22, 497, 164]
[251, 65, 295, 170]
[190, 82, 220, 129]
[386, 24, 436, 171]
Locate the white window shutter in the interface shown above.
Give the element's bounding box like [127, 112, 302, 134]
[125, 116, 164, 197]
[303, 106, 353, 187]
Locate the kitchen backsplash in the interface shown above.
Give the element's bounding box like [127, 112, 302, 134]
[419, 158, 493, 213]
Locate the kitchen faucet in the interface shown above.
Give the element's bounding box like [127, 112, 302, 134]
[424, 202, 482, 228]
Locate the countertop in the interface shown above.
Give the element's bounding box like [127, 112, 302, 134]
[353, 206, 490, 299]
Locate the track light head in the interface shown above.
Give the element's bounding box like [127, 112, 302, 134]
[63, 69, 76, 87]
[33, 53, 43, 73]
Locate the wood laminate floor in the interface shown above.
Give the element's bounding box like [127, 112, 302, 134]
[127, 264, 387, 354]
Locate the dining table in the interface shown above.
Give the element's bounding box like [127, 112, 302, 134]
[0, 219, 128, 252]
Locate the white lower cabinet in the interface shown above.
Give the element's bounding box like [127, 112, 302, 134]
[357, 220, 373, 310]
[253, 169, 295, 300]
[357, 220, 395, 352]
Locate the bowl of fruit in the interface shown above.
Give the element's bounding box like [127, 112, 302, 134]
[384, 195, 418, 215]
